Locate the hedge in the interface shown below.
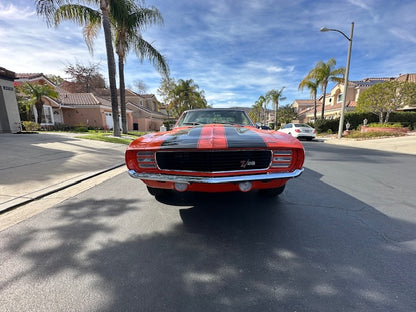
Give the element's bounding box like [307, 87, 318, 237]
[311, 111, 416, 133]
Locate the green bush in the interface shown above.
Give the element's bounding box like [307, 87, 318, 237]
[344, 111, 416, 130]
[345, 130, 405, 139]
[366, 122, 404, 128]
[21, 121, 41, 131]
[313, 118, 339, 133]
[74, 126, 89, 132]
[51, 123, 75, 131]
[344, 112, 378, 130]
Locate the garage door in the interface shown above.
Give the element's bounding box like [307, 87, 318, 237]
[104, 112, 121, 130]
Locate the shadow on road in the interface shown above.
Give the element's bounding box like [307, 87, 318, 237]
[1, 168, 415, 311]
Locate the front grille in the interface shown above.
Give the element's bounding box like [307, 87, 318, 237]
[156, 150, 272, 172]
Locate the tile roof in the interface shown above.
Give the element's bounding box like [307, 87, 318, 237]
[396, 73, 416, 83]
[15, 73, 44, 80]
[126, 101, 167, 117]
[293, 99, 317, 104]
[59, 93, 102, 106]
[0, 67, 16, 79]
[93, 88, 147, 97]
[298, 101, 356, 116]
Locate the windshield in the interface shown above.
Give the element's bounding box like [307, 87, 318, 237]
[295, 123, 312, 128]
[175, 110, 254, 127]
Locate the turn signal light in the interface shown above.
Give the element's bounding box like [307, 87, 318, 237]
[137, 151, 156, 169]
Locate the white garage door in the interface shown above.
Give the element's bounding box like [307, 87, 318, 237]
[104, 112, 122, 130]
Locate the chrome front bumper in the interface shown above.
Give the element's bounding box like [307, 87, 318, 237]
[127, 169, 304, 184]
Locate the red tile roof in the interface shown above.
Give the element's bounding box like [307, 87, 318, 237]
[0, 67, 16, 79]
[15, 73, 44, 80]
[396, 73, 416, 83]
[59, 93, 102, 106]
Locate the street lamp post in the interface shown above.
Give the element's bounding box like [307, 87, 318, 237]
[321, 22, 354, 139]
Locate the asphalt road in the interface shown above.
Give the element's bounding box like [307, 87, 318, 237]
[0, 141, 415, 312]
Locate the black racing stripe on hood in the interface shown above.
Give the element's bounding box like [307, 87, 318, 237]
[160, 126, 203, 148]
[224, 126, 267, 148]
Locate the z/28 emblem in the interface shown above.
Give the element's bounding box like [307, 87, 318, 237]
[240, 160, 256, 168]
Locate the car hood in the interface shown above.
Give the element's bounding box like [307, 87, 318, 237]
[128, 124, 303, 150]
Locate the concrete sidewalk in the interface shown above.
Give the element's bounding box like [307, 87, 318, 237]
[0, 132, 127, 212]
[322, 133, 416, 155]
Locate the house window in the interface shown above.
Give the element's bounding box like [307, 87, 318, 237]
[33, 105, 54, 125]
[337, 94, 343, 103]
[140, 100, 144, 107]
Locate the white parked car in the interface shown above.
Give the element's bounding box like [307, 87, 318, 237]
[278, 123, 316, 140]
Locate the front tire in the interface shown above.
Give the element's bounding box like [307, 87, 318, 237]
[259, 184, 285, 197]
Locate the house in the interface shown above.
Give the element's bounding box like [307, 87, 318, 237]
[396, 73, 416, 111]
[0, 67, 21, 133]
[93, 88, 166, 131]
[14, 73, 166, 131]
[295, 74, 416, 123]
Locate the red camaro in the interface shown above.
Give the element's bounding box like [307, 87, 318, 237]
[125, 109, 305, 197]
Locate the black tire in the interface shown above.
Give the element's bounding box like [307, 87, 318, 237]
[259, 184, 286, 197]
[147, 186, 171, 197]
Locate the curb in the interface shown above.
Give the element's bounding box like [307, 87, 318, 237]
[0, 163, 125, 214]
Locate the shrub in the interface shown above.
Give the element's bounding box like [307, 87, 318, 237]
[22, 121, 41, 131]
[366, 122, 404, 128]
[51, 123, 75, 131]
[313, 118, 339, 133]
[345, 130, 405, 139]
[74, 126, 89, 132]
[344, 111, 416, 130]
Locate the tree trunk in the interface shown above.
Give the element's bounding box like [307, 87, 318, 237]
[274, 101, 278, 129]
[321, 82, 328, 119]
[118, 56, 128, 134]
[35, 101, 43, 124]
[385, 111, 391, 124]
[100, 0, 120, 137]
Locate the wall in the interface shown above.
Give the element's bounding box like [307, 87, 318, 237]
[0, 77, 21, 133]
[62, 107, 106, 129]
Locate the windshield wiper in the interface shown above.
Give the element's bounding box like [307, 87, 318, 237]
[182, 122, 202, 126]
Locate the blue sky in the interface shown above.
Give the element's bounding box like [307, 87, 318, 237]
[1, 0, 416, 108]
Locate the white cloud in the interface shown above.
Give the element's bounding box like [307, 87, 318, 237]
[1, 0, 415, 108]
[0, 3, 35, 20]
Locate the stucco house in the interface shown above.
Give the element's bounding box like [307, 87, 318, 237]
[14, 73, 166, 131]
[295, 74, 416, 123]
[93, 88, 166, 131]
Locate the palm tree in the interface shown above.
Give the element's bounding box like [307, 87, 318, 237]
[298, 77, 320, 121]
[249, 97, 264, 123]
[36, 0, 121, 136]
[306, 58, 344, 119]
[266, 87, 286, 129]
[47, 0, 169, 134]
[19, 83, 58, 124]
[111, 0, 169, 134]
[256, 95, 267, 125]
[168, 79, 207, 117]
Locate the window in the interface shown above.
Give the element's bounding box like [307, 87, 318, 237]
[34, 105, 54, 125]
[337, 93, 343, 103]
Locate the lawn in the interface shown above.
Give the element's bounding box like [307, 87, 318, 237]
[77, 130, 146, 145]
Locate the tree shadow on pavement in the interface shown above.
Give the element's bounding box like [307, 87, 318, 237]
[1, 169, 415, 312]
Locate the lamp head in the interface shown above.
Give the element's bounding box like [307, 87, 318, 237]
[320, 27, 329, 32]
